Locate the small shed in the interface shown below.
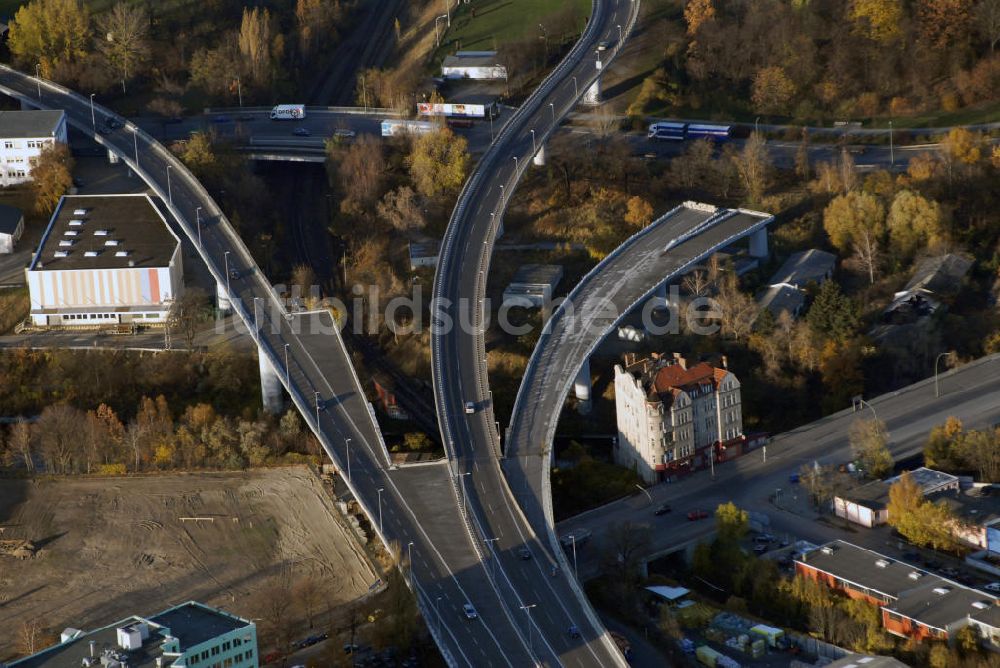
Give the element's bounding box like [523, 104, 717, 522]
[0, 204, 25, 254]
[645, 585, 690, 604]
[503, 264, 563, 308]
[442, 51, 508, 80]
[408, 239, 440, 270]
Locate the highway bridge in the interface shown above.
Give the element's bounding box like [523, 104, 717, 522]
[430, 0, 643, 666]
[0, 65, 544, 667]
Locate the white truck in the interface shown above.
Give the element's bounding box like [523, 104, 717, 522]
[380, 119, 436, 137]
[270, 104, 306, 120]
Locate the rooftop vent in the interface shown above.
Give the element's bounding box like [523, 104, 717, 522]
[58, 240, 75, 247]
[932, 586, 951, 595]
[875, 559, 890, 568]
[94, 229, 109, 236]
[84, 250, 100, 257]
[69, 219, 85, 226]
[53, 250, 69, 258]
[821, 546, 834, 555]
[73, 209, 87, 216]
[63, 230, 78, 237]
[908, 571, 922, 580]
[972, 601, 990, 610]
[104, 239, 120, 246]
[115, 251, 130, 257]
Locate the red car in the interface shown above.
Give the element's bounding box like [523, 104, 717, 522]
[687, 510, 709, 521]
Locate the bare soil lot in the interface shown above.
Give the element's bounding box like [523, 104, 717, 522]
[0, 467, 377, 659]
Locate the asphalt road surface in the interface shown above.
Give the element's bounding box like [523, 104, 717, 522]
[431, 1, 642, 666]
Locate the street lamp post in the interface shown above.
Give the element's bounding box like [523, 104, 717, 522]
[377, 487, 384, 534]
[195, 207, 203, 247]
[435, 15, 448, 48]
[253, 296, 261, 331]
[166, 165, 173, 205]
[499, 184, 504, 207]
[89, 93, 96, 130]
[484, 537, 499, 581]
[571, 535, 578, 576]
[617, 24, 623, 44]
[35, 64, 41, 100]
[889, 120, 894, 166]
[520, 604, 536, 654]
[284, 343, 290, 387]
[934, 351, 954, 398]
[444, 0, 450, 26]
[513, 156, 519, 174]
[456, 471, 471, 513]
[435, 596, 443, 637]
[549, 102, 555, 125]
[236, 76, 243, 109]
[755, 117, 760, 134]
[572, 76, 578, 97]
[635, 484, 652, 505]
[314, 391, 321, 428]
[223, 250, 231, 301]
[131, 127, 139, 170]
[530, 129, 536, 155]
[345, 437, 352, 482]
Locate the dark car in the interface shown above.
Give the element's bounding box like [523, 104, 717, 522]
[568, 625, 581, 639]
[293, 127, 312, 137]
[105, 117, 123, 130]
[229, 268, 240, 280]
[97, 125, 112, 135]
[211, 115, 232, 123]
[653, 503, 672, 516]
[687, 510, 709, 521]
[517, 547, 532, 560]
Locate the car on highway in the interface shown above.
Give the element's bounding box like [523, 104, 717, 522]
[464, 401, 475, 414]
[687, 510, 709, 521]
[518, 547, 532, 560]
[334, 129, 356, 138]
[463, 603, 478, 619]
[788, 473, 800, 484]
[653, 503, 672, 516]
[568, 625, 581, 639]
[293, 127, 312, 137]
[104, 117, 123, 130]
[597, 40, 609, 51]
[211, 115, 232, 123]
[984, 582, 1000, 592]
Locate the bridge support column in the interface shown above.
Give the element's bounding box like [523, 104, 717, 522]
[749, 228, 769, 259]
[574, 358, 592, 414]
[258, 349, 283, 414]
[532, 142, 546, 167]
[583, 78, 601, 106]
[216, 281, 232, 313]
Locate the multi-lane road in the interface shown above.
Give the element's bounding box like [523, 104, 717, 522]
[558, 353, 1000, 578]
[431, 0, 642, 666]
[0, 65, 548, 667]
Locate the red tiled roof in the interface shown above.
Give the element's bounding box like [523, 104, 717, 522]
[652, 361, 724, 394]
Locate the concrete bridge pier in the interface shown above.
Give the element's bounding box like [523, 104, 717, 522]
[574, 358, 592, 414]
[107, 148, 120, 165]
[582, 57, 603, 105]
[749, 227, 769, 259]
[258, 350, 284, 414]
[532, 142, 546, 167]
[216, 281, 232, 313]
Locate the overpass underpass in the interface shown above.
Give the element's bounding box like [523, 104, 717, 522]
[503, 202, 774, 560]
[0, 65, 545, 667]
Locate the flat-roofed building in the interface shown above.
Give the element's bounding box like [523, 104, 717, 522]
[441, 51, 508, 80]
[9, 601, 257, 668]
[408, 239, 440, 269]
[0, 110, 68, 187]
[502, 263, 563, 308]
[834, 468, 960, 529]
[25, 194, 183, 327]
[795, 540, 1000, 646]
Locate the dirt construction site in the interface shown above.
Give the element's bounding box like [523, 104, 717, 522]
[0, 467, 379, 658]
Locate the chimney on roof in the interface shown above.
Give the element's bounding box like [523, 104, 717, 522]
[720, 355, 728, 370]
[672, 353, 686, 370]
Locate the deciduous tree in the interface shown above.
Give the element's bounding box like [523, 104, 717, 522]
[848, 418, 894, 478]
[407, 129, 470, 198]
[8, 0, 91, 78]
[97, 2, 150, 86]
[751, 66, 796, 116]
[169, 287, 211, 350]
[238, 7, 274, 87]
[886, 190, 944, 261]
[822, 191, 885, 255]
[684, 0, 716, 36]
[333, 134, 386, 215]
[850, 0, 904, 43]
[976, 0, 1000, 51]
[624, 196, 654, 229]
[30, 142, 74, 215]
[376, 186, 425, 232]
[732, 132, 770, 206]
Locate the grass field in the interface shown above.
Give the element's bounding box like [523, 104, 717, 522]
[439, 0, 591, 53]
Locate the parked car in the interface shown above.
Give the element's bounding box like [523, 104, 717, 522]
[293, 127, 311, 137]
[597, 40, 609, 51]
[687, 510, 709, 521]
[653, 503, 672, 516]
[518, 547, 532, 560]
[263, 651, 281, 664]
[788, 473, 800, 484]
[941, 567, 960, 578]
[463, 603, 478, 619]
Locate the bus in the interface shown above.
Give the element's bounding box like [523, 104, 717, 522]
[686, 123, 731, 141]
[647, 121, 687, 141]
[270, 104, 306, 120]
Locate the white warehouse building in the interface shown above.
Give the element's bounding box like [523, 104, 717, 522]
[25, 194, 183, 327]
[0, 110, 68, 187]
